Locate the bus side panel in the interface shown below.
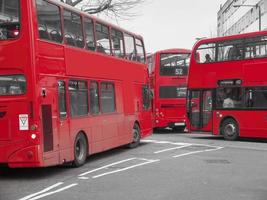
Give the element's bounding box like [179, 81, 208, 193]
[216, 110, 267, 138]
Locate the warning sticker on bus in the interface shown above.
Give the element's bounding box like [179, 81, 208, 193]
[19, 114, 29, 131]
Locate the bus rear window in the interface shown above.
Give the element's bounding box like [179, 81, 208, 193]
[159, 86, 187, 98]
[0, 75, 26, 96]
[0, 0, 20, 40]
[160, 53, 190, 76]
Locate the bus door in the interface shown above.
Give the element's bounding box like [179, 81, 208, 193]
[40, 83, 60, 161]
[57, 81, 71, 161]
[189, 90, 213, 132]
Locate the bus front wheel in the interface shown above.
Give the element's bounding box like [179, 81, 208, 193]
[221, 118, 239, 141]
[127, 123, 141, 148]
[72, 133, 88, 167]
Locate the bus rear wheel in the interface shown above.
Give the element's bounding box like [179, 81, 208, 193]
[128, 123, 141, 148]
[221, 118, 239, 141]
[72, 133, 88, 167]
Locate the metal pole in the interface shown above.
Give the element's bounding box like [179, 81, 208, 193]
[259, 6, 261, 31]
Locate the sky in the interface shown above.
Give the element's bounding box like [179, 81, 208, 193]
[103, 0, 226, 53]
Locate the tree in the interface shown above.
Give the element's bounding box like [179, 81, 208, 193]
[60, 0, 145, 19]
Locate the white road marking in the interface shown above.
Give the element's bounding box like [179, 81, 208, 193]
[173, 147, 224, 158]
[78, 177, 90, 180]
[144, 139, 223, 149]
[18, 182, 64, 200]
[78, 157, 137, 177]
[25, 184, 78, 200]
[154, 144, 192, 154]
[92, 159, 160, 179]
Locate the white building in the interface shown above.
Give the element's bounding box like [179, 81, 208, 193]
[218, 0, 267, 36]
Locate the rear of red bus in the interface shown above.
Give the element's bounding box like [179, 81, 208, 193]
[0, 0, 40, 168]
[150, 49, 191, 131]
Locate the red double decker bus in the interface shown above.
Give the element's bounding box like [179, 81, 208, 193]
[147, 49, 191, 132]
[187, 30, 267, 140]
[0, 0, 152, 168]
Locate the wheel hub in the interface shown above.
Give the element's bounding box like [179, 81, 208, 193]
[224, 123, 236, 136]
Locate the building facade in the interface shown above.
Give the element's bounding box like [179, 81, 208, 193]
[218, 0, 267, 36]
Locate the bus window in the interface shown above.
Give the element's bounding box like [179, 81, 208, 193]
[100, 82, 115, 113]
[36, 0, 62, 43]
[57, 81, 67, 119]
[245, 87, 267, 109]
[160, 53, 190, 76]
[135, 38, 145, 63]
[244, 36, 267, 59]
[196, 43, 216, 63]
[142, 85, 151, 110]
[95, 23, 111, 54]
[218, 39, 243, 61]
[89, 81, 100, 114]
[216, 87, 242, 109]
[68, 80, 88, 117]
[111, 29, 124, 58]
[63, 10, 84, 48]
[124, 33, 136, 61]
[159, 86, 186, 99]
[0, 74, 26, 96]
[84, 17, 95, 51]
[0, 0, 20, 40]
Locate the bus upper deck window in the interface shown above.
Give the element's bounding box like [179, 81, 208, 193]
[0, 0, 20, 40]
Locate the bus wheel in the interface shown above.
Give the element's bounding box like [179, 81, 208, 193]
[72, 133, 88, 167]
[128, 123, 141, 148]
[221, 118, 239, 141]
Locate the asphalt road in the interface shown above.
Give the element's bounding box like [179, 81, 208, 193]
[1, 131, 267, 200]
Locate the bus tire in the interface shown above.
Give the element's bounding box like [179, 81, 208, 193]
[128, 123, 141, 148]
[221, 118, 239, 141]
[72, 133, 88, 167]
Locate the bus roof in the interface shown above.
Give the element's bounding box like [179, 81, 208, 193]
[47, 0, 143, 40]
[153, 48, 191, 54]
[193, 30, 267, 49]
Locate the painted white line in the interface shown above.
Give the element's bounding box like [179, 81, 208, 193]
[144, 139, 223, 149]
[18, 182, 64, 200]
[173, 147, 224, 158]
[78, 177, 90, 180]
[143, 139, 190, 146]
[154, 144, 192, 154]
[25, 184, 78, 200]
[79, 158, 137, 177]
[92, 159, 160, 179]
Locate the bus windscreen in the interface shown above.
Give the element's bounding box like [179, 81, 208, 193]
[160, 53, 190, 76]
